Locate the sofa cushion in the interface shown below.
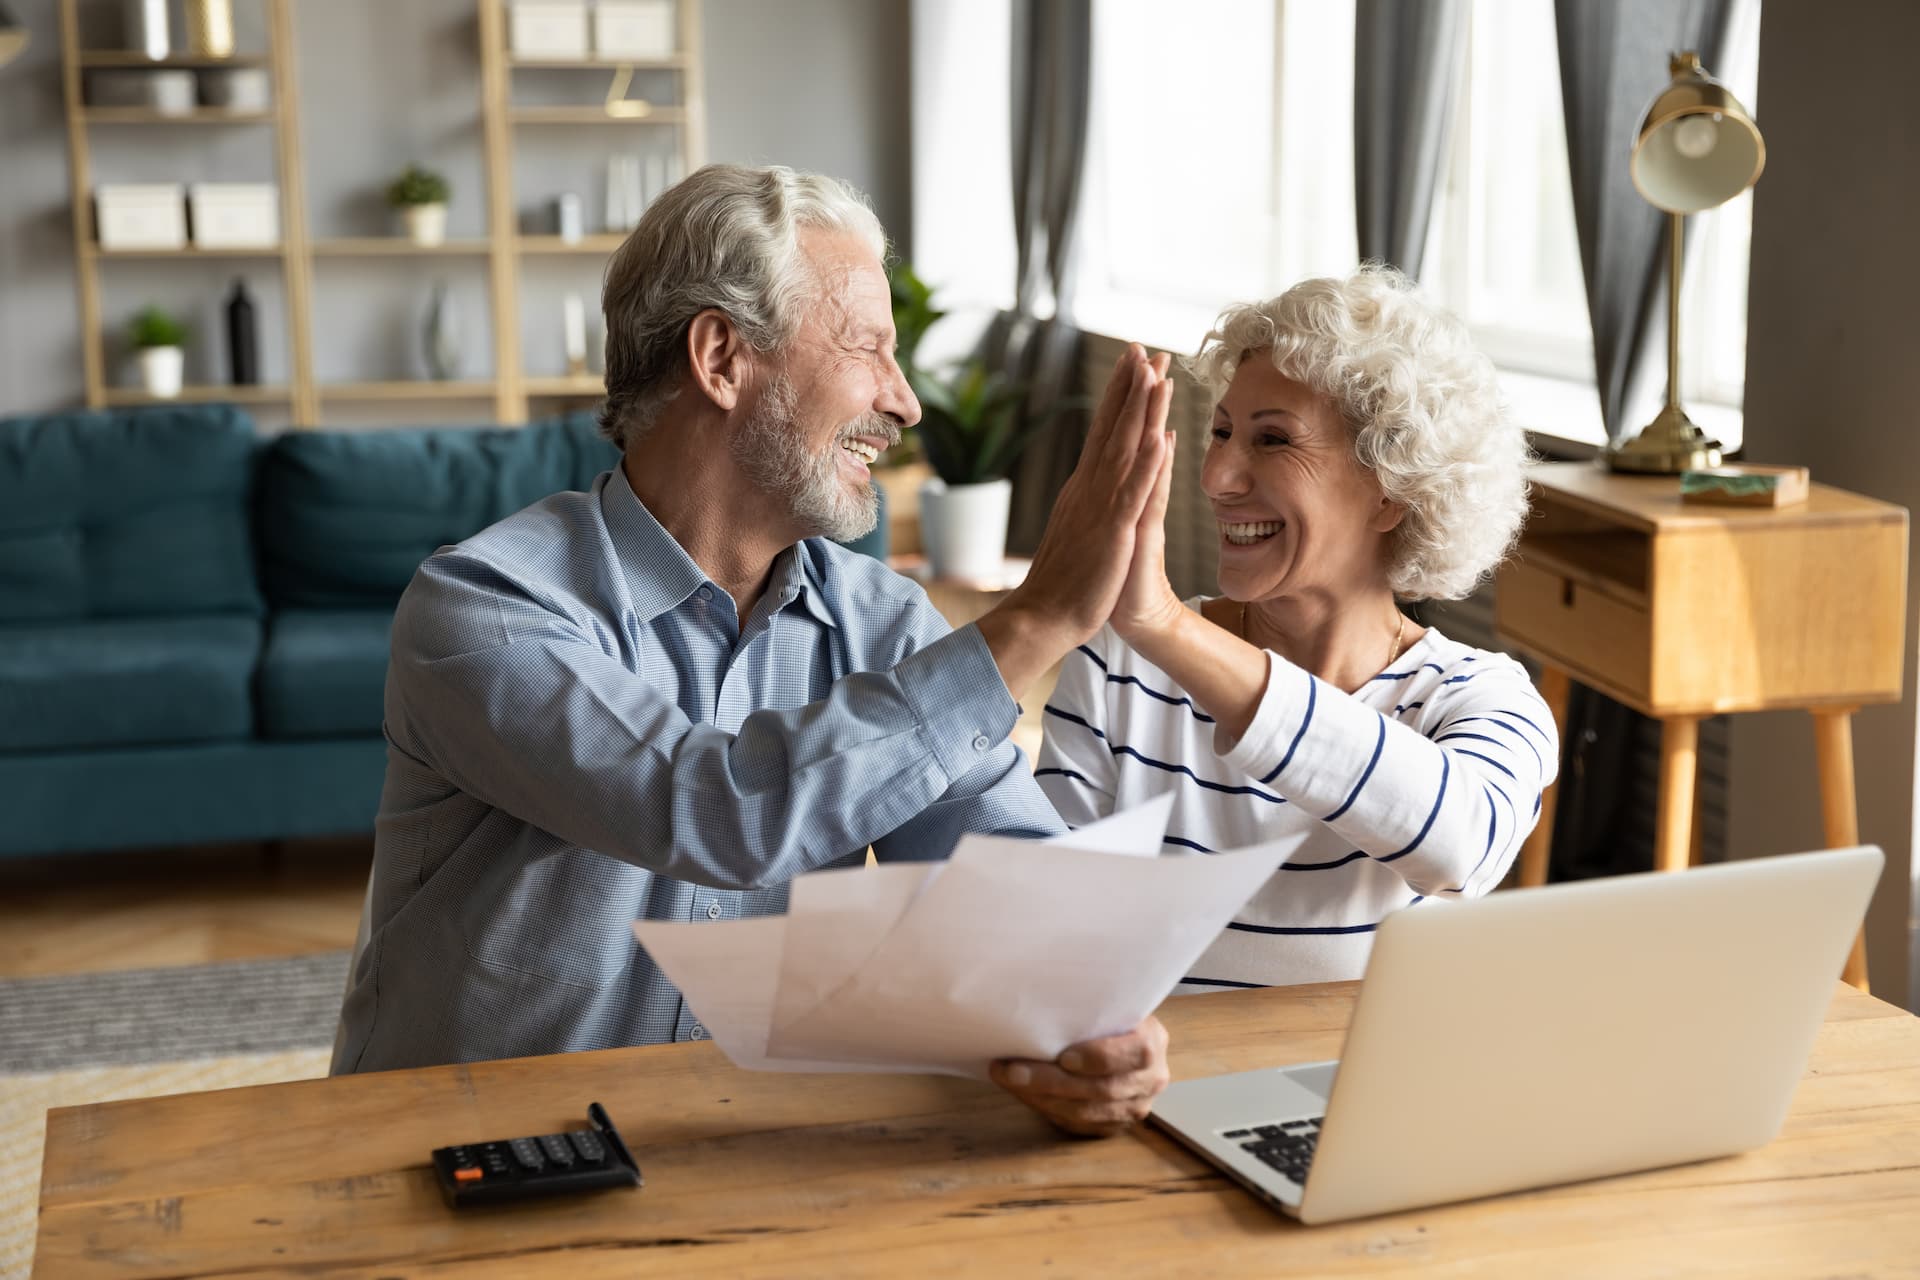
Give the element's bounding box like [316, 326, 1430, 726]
[257, 412, 618, 609]
[0, 615, 261, 753]
[0, 404, 263, 622]
[258, 608, 394, 740]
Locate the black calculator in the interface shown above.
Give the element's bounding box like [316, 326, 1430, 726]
[430, 1101, 643, 1208]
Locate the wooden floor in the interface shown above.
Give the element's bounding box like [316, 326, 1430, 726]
[0, 838, 372, 980]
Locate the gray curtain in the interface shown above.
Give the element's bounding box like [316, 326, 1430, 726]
[1353, 0, 1468, 280]
[994, 0, 1094, 554]
[1554, 0, 1736, 441]
[1546, 0, 1737, 881]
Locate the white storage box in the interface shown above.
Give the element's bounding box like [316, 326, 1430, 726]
[95, 184, 187, 250]
[594, 1, 675, 59]
[88, 68, 197, 114]
[188, 183, 279, 248]
[511, 1, 590, 60]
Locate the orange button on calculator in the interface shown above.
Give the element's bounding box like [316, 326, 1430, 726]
[453, 1167, 484, 1182]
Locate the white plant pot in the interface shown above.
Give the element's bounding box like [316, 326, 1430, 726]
[137, 345, 184, 399]
[402, 203, 448, 246]
[918, 476, 1013, 583]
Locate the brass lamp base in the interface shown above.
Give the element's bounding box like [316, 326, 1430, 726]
[1603, 403, 1723, 474]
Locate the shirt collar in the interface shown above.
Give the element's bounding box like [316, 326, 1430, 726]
[598, 466, 839, 630]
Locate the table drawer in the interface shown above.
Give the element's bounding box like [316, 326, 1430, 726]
[1496, 558, 1652, 702]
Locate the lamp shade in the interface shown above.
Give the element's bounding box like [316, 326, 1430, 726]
[1630, 52, 1764, 214]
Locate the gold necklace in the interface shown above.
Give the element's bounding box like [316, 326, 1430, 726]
[1237, 600, 1407, 669]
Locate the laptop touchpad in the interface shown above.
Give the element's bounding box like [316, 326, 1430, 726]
[1281, 1061, 1338, 1103]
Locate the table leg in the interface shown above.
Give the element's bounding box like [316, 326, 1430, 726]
[1517, 665, 1571, 888]
[1812, 708, 1870, 993]
[1654, 716, 1700, 874]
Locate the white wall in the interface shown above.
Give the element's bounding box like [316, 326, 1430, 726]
[1733, 0, 1920, 1010]
[0, 0, 911, 419]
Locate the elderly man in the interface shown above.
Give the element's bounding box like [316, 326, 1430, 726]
[333, 164, 1176, 1136]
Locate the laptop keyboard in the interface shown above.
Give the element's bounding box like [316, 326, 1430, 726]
[1220, 1117, 1322, 1185]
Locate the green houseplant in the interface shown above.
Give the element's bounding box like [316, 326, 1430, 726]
[387, 164, 451, 246]
[128, 305, 187, 399]
[888, 261, 1064, 580]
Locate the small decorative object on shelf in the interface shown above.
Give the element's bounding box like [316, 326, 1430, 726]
[604, 155, 642, 231]
[96, 182, 187, 249]
[226, 278, 258, 386]
[129, 305, 187, 399]
[199, 66, 270, 112]
[188, 182, 278, 247]
[563, 291, 588, 376]
[388, 164, 451, 246]
[184, 0, 234, 59]
[88, 68, 196, 113]
[554, 192, 583, 243]
[594, 0, 675, 59]
[510, 0, 589, 60]
[125, 0, 169, 61]
[423, 282, 463, 381]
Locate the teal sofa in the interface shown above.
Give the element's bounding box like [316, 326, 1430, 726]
[0, 404, 886, 859]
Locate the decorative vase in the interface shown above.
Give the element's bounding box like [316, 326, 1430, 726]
[137, 346, 184, 398]
[225, 278, 258, 385]
[125, 0, 169, 60]
[184, 0, 234, 59]
[423, 283, 462, 381]
[918, 476, 1013, 583]
[402, 203, 448, 247]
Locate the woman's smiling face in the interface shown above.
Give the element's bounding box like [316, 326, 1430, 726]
[1202, 352, 1402, 606]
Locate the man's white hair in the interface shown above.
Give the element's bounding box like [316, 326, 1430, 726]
[1187, 265, 1530, 601]
[597, 163, 886, 449]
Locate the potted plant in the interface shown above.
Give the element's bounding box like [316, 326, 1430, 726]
[129, 305, 187, 399]
[890, 261, 1062, 581]
[388, 164, 450, 246]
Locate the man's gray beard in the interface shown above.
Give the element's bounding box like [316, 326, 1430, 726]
[730, 374, 884, 544]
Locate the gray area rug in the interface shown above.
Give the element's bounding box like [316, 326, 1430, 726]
[0, 951, 350, 1073]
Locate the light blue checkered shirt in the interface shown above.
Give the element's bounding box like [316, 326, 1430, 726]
[332, 467, 1061, 1073]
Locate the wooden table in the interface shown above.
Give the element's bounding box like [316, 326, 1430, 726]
[1495, 463, 1908, 987]
[35, 982, 1920, 1278]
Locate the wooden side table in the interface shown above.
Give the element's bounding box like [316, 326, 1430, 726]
[1495, 463, 1908, 990]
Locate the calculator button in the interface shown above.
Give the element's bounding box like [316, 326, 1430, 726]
[454, 1166, 485, 1182]
[569, 1130, 606, 1163]
[538, 1134, 576, 1166]
[510, 1138, 545, 1170]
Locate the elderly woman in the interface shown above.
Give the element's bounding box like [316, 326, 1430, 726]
[1036, 266, 1556, 989]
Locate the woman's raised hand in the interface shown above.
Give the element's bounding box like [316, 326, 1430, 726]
[1111, 352, 1186, 644]
[975, 343, 1174, 699]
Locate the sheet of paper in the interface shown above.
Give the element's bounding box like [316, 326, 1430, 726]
[765, 835, 1290, 1076]
[632, 917, 908, 1073]
[1041, 791, 1172, 856]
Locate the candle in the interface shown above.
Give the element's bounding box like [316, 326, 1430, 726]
[563, 292, 587, 375]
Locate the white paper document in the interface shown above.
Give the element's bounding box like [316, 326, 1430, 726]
[634, 795, 1289, 1078]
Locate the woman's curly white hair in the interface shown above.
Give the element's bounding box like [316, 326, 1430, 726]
[1186, 265, 1530, 601]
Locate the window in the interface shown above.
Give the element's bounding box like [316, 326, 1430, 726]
[935, 0, 1763, 449]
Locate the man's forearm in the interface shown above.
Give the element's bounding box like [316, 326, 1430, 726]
[975, 600, 1083, 705]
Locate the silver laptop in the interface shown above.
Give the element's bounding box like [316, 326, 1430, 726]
[1150, 846, 1883, 1224]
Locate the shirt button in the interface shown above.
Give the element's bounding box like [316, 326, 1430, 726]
[690, 1024, 708, 1041]
[971, 733, 991, 752]
[705, 901, 722, 920]
[697, 586, 713, 601]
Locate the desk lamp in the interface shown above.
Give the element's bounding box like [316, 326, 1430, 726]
[1606, 50, 1764, 473]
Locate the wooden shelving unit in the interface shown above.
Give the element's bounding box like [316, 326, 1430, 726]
[60, 0, 705, 426]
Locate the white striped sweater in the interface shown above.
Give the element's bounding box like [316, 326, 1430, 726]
[1035, 601, 1559, 991]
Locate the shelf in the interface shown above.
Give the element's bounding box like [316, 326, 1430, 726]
[508, 55, 687, 69]
[318, 380, 499, 401]
[310, 238, 493, 256]
[517, 235, 628, 255]
[88, 244, 284, 259]
[82, 107, 275, 124]
[508, 106, 686, 125]
[78, 51, 273, 69]
[525, 376, 606, 397]
[103, 384, 290, 406]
